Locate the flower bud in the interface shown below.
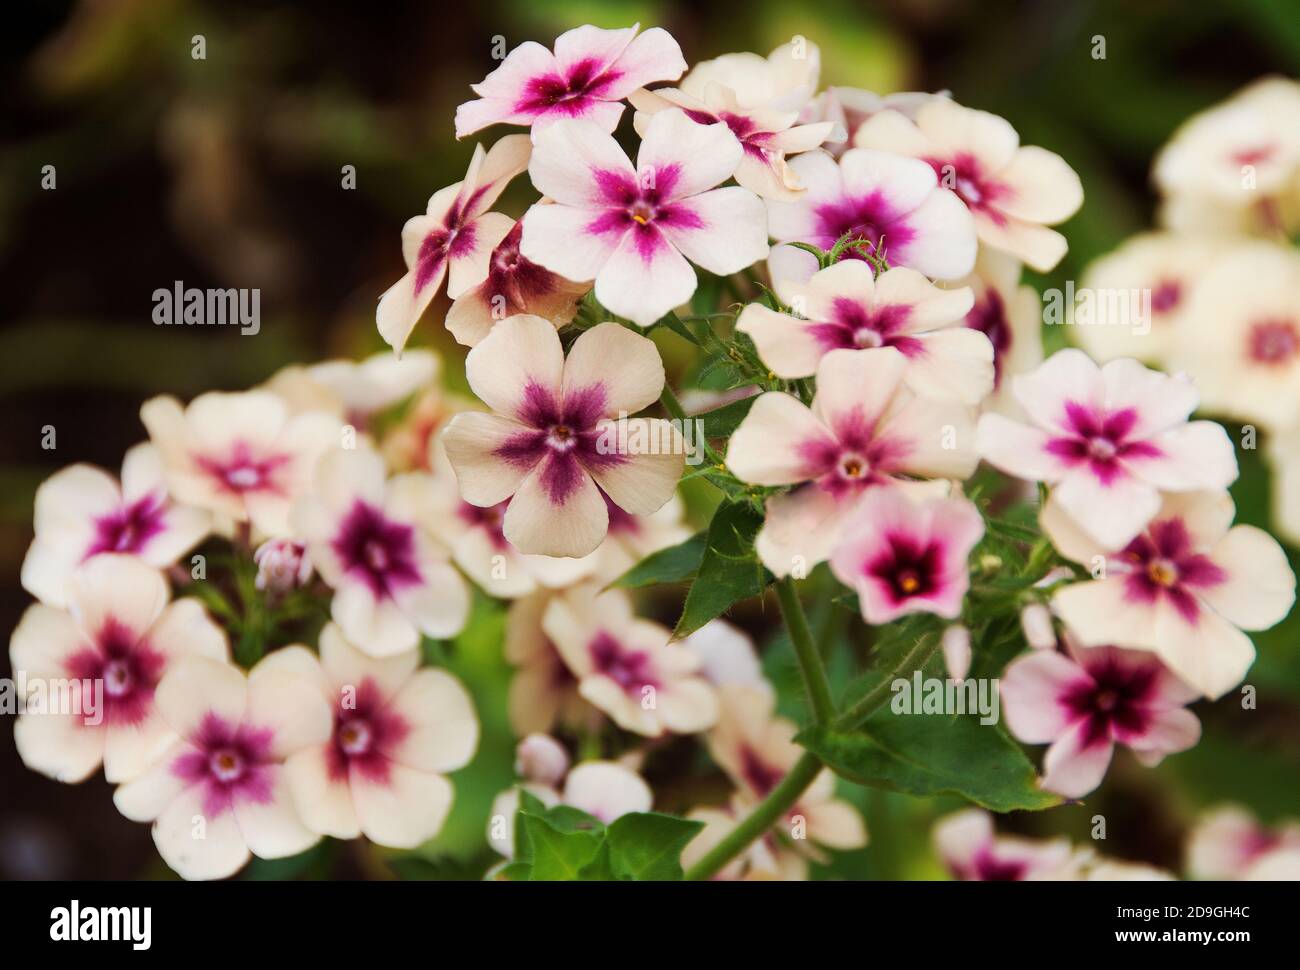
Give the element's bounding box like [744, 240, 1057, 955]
[1020, 603, 1057, 650]
[253, 539, 312, 593]
[942, 625, 972, 681]
[514, 733, 570, 786]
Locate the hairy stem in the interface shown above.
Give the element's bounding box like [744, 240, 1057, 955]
[775, 578, 835, 726]
[834, 633, 941, 731]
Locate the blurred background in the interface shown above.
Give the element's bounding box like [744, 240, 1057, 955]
[2, 0, 1298, 879]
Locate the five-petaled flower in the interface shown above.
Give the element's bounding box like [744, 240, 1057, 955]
[441, 315, 685, 558]
[455, 23, 686, 139]
[934, 808, 1078, 881]
[977, 349, 1239, 549]
[520, 109, 769, 326]
[1001, 636, 1201, 797]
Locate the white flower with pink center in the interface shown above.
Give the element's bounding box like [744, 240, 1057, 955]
[627, 40, 835, 200]
[683, 619, 771, 697]
[854, 99, 1083, 272]
[292, 448, 470, 657]
[683, 801, 809, 881]
[830, 486, 984, 625]
[736, 260, 992, 404]
[10, 555, 227, 785]
[1043, 490, 1296, 699]
[952, 249, 1043, 415]
[376, 134, 531, 353]
[1000, 636, 1201, 798]
[933, 808, 1078, 881]
[113, 650, 332, 880]
[520, 109, 769, 327]
[454, 24, 686, 139]
[764, 146, 976, 288]
[726, 347, 979, 576]
[141, 389, 341, 539]
[21, 443, 210, 609]
[445, 220, 589, 348]
[1186, 805, 1300, 880]
[281, 624, 477, 849]
[977, 349, 1239, 550]
[505, 590, 593, 737]
[441, 316, 685, 558]
[799, 87, 951, 157]
[542, 587, 718, 738]
[299, 349, 439, 427]
[707, 686, 867, 855]
[1171, 242, 1300, 432]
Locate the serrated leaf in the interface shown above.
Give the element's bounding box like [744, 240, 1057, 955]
[603, 812, 704, 881]
[672, 500, 772, 638]
[522, 813, 603, 880]
[611, 531, 706, 589]
[575, 841, 620, 880]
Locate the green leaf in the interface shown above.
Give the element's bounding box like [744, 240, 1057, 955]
[575, 841, 620, 880]
[603, 812, 704, 881]
[696, 394, 758, 438]
[522, 813, 603, 880]
[798, 707, 1062, 812]
[611, 530, 707, 589]
[672, 500, 772, 638]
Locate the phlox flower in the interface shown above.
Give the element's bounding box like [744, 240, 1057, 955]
[726, 347, 979, 576]
[514, 733, 570, 787]
[952, 249, 1042, 414]
[445, 220, 589, 347]
[252, 538, 312, 593]
[10, 555, 227, 784]
[799, 87, 950, 157]
[292, 448, 470, 657]
[1000, 636, 1201, 798]
[764, 146, 976, 288]
[683, 801, 808, 880]
[504, 590, 592, 736]
[1071, 232, 1217, 367]
[542, 587, 718, 738]
[1185, 805, 1300, 880]
[854, 99, 1083, 271]
[683, 619, 772, 697]
[736, 260, 992, 404]
[977, 349, 1238, 550]
[376, 134, 531, 352]
[628, 39, 834, 200]
[933, 808, 1078, 881]
[829, 487, 984, 625]
[440, 316, 685, 558]
[706, 686, 867, 855]
[21, 443, 210, 609]
[301, 350, 438, 426]
[380, 385, 473, 474]
[587, 491, 693, 583]
[519, 109, 769, 327]
[1043, 490, 1296, 699]
[1169, 242, 1300, 431]
[283, 624, 477, 849]
[1083, 859, 1176, 881]
[141, 389, 341, 538]
[113, 650, 333, 880]
[454, 24, 686, 139]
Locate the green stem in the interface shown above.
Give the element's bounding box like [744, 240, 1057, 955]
[775, 577, 835, 725]
[834, 633, 941, 731]
[660, 385, 687, 422]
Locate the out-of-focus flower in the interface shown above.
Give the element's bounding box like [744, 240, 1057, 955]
[830, 487, 984, 624]
[504, 590, 592, 736]
[628, 40, 833, 200]
[765, 147, 976, 287]
[953, 249, 1042, 413]
[454, 24, 686, 139]
[380, 386, 472, 474]
[542, 587, 718, 737]
[11, 555, 227, 784]
[1170, 243, 1300, 432]
[21, 444, 210, 608]
[933, 808, 1078, 881]
[1019, 602, 1057, 650]
[376, 135, 531, 352]
[141, 390, 341, 539]
[589, 492, 693, 583]
[445, 221, 588, 347]
[1270, 427, 1300, 547]
[520, 110, 768, 326]
[977, 349, 1238, 549]
[514, 733, 570, 787]
[1001, 637, 1200, 798]
[1154, 77, 1300, 238]
[283, 625, 477, 849]
[737, 261, 989, 403]
[253, 539, 312, 593]
[292, 448, 470, 657]
[683, 619, 771, 697]
[1072, 233, 1217, 367]
[942, 624, 972, 680]
[799, 87, 950, 156]
[727, 347, 978, 576]
[854, 99, 1083, 271]
[1084, 859, 1176, 880]
[304, 350, 438, 426]
[706, 686, 867, 854]
[1185, 805, 1300, 880]
[113, 651, 332, 880]
[1044, 490, 1296, 699]
[682, 801, 808, 880]
[441, 316, 684, 558]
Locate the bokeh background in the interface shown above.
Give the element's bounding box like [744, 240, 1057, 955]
[3, 0, 1298, 879]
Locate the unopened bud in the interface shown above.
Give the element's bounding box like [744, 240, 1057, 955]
[514, 733, 569, 786]
[1020, 603, 1057, 650]
[942, 625, 972, 681]
[253, 539, 312, 592]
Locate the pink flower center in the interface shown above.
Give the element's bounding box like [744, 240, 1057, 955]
[588, 631, 659, 694]
[838, 453, 870, 480]
[1150, 279, 1182, 315]
[327, 680, 409, 784]
[86, 491, 167, 560]
[1121, 518, 1226, 624]
[172, 714, 276, 817]
[338, 720, 373, 757]
[1248, 319, 1298, 365]
[102, 659, 134, 699]
[196, 442, 289, 497]
[209, 747, 246, 783]
[63, 617, 166, 726]
[332, 500, 421, 600]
